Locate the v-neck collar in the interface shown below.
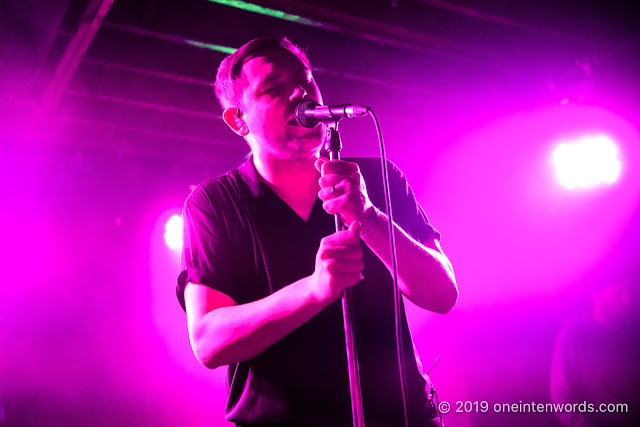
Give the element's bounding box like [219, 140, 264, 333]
[238, 155, 326, 224]
[263, 189, 325, 224]
[237, 155, 266, 199]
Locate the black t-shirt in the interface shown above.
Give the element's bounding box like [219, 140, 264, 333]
[177, 156, 440, 426]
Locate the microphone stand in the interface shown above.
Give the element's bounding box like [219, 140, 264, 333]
[325, 122, 365, 427]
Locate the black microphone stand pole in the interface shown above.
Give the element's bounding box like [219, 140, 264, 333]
[325, 122, 365, 427]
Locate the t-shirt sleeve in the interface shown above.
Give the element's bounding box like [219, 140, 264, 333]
[176, 182, 238, 311]
[385, 159, 441, 245]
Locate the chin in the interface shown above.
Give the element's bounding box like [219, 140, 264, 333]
[284, 141, 323, 159]
[289, 126, 323, 144]
[286, 145, 322, 160]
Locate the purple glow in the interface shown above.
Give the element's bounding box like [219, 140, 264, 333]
[552, 135, 622, 190]
[164, 214, 183, 250]
[419, 103, 640, 307]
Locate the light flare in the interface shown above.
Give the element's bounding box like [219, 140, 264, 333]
[164, 215, 183, 250]
[552, 135, 622, 190]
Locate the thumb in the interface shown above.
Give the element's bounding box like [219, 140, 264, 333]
[348, 220, 362, 237]
[314, 158, 326, 173]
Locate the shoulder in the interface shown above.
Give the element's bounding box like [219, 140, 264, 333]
[344, 156, 401, 173]
[184, 168, 246, 211]
[344, 156, 405, 187]
[180, 169, 254, 237]
[344, 156, 411, 194]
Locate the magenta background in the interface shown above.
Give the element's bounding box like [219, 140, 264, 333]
[2, 100, 639, 426]
[1, 1, 639, 424]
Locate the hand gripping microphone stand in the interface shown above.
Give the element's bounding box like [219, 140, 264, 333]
[325, 121, 365, 427]
[296, 99, 370, 427]
[297, 100, 415, 427]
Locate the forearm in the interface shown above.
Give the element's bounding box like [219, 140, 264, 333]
[360, 208, 458, 313]
[192, 276, 329, 369]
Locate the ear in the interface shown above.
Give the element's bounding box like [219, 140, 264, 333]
[222, 107, 249, 136]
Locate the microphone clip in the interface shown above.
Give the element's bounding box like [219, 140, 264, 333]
[295, 100, 370, 128]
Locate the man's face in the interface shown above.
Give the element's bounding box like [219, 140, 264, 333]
[238, 49, 325, 159]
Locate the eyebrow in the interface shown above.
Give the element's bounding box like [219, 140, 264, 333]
[258, 74, 282, 88]
[256, 66, 310, 91]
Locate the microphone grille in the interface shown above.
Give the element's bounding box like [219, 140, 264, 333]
[295, 100, 320, 128]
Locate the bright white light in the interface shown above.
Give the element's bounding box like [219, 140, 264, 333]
[552, 135, 622, 190]
[164, 215, 183, 250]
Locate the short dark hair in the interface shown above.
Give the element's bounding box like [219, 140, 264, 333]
[214, 37, 310, 109]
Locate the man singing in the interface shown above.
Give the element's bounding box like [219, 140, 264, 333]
[176, 37, 458, 427]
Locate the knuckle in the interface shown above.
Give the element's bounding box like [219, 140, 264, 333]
[325, 204, 339, 214]
[319, 237, 334, 250]
[348, 273, 361, 285]
[341, 230, 354, 240]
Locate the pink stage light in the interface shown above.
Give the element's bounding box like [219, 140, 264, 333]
[164, 214, 183, 250]
[552, 135, 622, 190]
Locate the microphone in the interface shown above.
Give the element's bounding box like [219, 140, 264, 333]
[295, 100, 370, 128]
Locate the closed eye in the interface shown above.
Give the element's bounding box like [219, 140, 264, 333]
[259, 85, 280, 97]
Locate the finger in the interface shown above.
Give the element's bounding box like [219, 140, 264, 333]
[319, 246, 363, 260]
[322, 195, 347, 215]
[319, 172, 359, 189]
[321, 160, 359, 175]
[325, 258, 365, 273]
[319, 173, 343, 189]
[314, 158, 326, 173]
[318, 182, 345, 201]
[348, 220, 362, 237]
[327, 269, 363, 288]
[340, 272, 364, 288]
[318, 172, 361, 192]
[336, 221, 362, 245]
[323, 224, 362, 245]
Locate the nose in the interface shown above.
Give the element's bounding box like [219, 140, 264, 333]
[289, 84, 308, 102]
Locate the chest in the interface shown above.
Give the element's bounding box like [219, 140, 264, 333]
[247, 195, 331, 290]
[269, 188, 318, 222]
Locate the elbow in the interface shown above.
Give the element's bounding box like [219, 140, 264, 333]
[431, 277, 458, 314]
[436, 285, 458, 314]
[203, 357, 223, 370]
[195, 344, 224, 370]
[406, 277, 458, 314]
[191, 337, 224, 370]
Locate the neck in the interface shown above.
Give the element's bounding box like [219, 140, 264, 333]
[253, 152, 320, 197]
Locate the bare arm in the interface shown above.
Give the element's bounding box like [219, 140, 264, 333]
[184, 222, 364, 369]
[185, 277, 325, 369]
[360, 207, 457, 313]
[316, 158, 458, 314]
